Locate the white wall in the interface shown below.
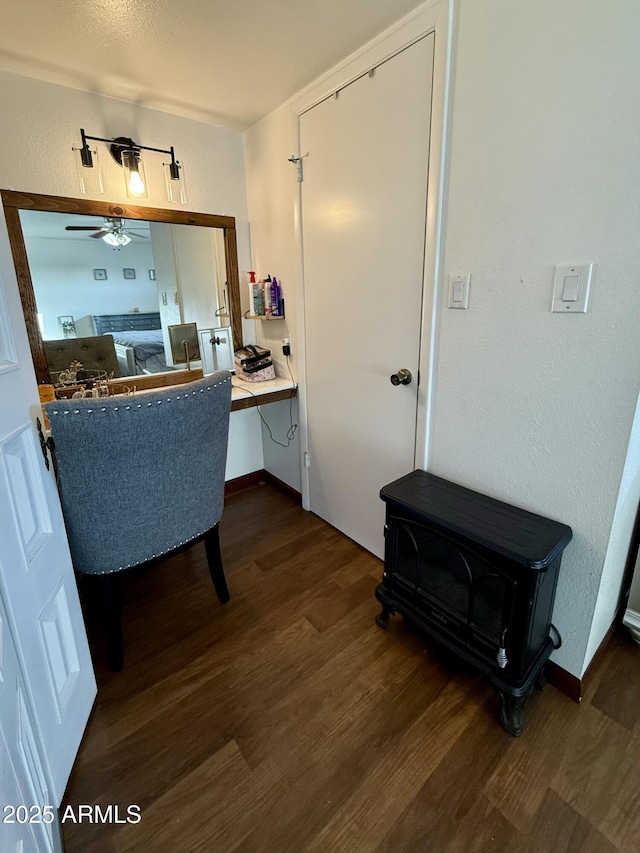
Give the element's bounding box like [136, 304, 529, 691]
[0, 68, 264, 480]
[24, 235, 157, 339]
[432, 0, 640, 676]
[244, 104, 302, 491]
[243, 0, 640, 676]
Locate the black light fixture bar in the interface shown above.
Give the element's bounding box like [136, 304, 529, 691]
[78, 128, 181, 178]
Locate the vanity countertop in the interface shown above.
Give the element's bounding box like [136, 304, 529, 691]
[231, 377, 297, 411]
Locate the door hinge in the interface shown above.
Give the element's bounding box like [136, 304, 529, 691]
[288, 155, 303, 182]
[304, 451, 311, 469]
[36, 417, 54, 471]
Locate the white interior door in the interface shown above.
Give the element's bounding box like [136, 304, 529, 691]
[0, 206, 96, 808]
[300, 34, 434, 557]
[0, 591, 61, 853]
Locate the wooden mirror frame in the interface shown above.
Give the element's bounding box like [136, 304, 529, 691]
[1, 190, 243, 384]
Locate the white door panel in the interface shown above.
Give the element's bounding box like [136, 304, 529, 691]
[0, 203, 96, 808]
[301, 35, 434, 556]
[0, 591, 61, 853]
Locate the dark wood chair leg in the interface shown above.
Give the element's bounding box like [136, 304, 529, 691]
[99, 574, 123, 672]
[204, 525, 230, 604]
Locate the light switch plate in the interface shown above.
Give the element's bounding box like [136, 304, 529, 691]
[552, 263, 593, 313]
[448, 274, 470, 309]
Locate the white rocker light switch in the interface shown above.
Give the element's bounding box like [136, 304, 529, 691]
[448, 274, 470, 309]
[552, 264, 593, 313]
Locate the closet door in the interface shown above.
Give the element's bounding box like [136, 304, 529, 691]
[300, 34, 434, 557]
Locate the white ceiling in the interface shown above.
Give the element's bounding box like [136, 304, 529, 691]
[0, 0, 424, 130]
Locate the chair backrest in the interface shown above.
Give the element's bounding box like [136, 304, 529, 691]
[45, 372, 232, 574]
[44, 335, 121, 378]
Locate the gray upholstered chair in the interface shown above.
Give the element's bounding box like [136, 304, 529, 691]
[45, 372, 232, 670]
[44, 335, 121, 379]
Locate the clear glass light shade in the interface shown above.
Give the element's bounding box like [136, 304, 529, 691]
[73, 144, 104, 195]
[121, 149, 147, 199]
[164, 161, 187, 204]
[103, 231, 132, 247]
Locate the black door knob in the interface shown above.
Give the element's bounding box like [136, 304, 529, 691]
[390, 368, 412, 386]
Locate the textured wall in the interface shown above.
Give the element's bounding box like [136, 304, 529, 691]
[0, 70, 248, 215]
[244, 0, 640, 676]
[430, 0, 640, 675]
[244, 104, 302, 491]
[0, 68, 264, 480]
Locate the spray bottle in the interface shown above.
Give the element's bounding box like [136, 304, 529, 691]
[264, 275, 272, 315]
[248, 271, 257, 315]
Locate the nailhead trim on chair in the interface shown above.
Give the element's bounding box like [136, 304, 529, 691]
[85, 525, 217, 574]
[49, 377, 230, 416]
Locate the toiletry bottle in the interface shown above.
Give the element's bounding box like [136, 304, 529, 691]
[271, 277, 280, 316]
[248, 271, 257, 315]
[256, 279, 264, 316]
[264, 275, 272, 316]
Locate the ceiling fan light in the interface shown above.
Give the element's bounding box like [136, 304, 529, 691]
[102, 231, 132, 247]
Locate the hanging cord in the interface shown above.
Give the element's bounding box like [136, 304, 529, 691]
[233, 355, 298, 449]
[550, 623, 562, 650]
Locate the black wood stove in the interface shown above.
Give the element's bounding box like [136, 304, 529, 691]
[375, 471, 572, 735]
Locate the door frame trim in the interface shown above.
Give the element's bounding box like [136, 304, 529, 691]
[290, 0, 454, 508]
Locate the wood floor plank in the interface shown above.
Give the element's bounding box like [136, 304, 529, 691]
[549, 703, 632, 835]
[375, 700, 508, 853]
[590, 631, 640, 734]
[305, 682, 480, 853]
[131, 633, 428, 853]
[593, 733, 640, 852]
[439, 798, 519, 853]
[113, 739, 252, 853]
[233, 652, 446, 853]
[484, 688, 577, 831]
[330, 550, 383, 589]
[516, 789, 614, 853]
[61, 484, 640, 853]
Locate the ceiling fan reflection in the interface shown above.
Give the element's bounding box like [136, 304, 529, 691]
[65, 217, 149, 248]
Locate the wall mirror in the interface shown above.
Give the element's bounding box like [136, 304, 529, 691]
[1, 191, 242, 385]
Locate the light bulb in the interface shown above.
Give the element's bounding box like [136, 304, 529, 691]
[121, 148, 147, 199]
[128, 169, 145, 195]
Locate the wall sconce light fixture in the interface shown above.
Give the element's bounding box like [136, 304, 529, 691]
[74, 128, 186, 203]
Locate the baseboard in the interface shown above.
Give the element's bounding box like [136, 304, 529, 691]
[224, 470, 265, 496]
[547, 619, 617, 703]
[261, 470, 303, 505]
[546, 661, 582, 703]
[224, 469, 302, 504]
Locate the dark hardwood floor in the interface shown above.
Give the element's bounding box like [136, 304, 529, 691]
[62, 484, 640, 853]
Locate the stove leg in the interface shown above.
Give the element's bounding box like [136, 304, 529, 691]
[498, 691, 527, 737]
[375, 605, 394, 629]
